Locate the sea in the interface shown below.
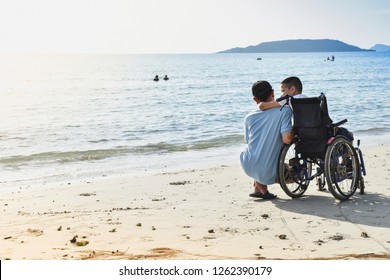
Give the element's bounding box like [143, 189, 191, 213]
[0, 52, 389, 187]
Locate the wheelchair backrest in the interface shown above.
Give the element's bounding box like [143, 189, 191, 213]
[290, 93, 333, 158]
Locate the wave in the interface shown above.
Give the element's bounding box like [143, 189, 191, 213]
[0, 134, 243, 166]
[353, 127, 390, 134]
[0, 148, 130, 166]
[135, 134, 243, 153]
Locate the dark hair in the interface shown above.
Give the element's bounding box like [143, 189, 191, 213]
[281, 76, 302, 94]
[252, 80, 273, 102]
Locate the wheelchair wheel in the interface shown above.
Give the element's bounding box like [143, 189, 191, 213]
[278, 143, 311, 198]
[324, 136, 359, 201]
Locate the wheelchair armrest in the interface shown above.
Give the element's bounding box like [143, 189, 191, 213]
[328, 119, 347, 128]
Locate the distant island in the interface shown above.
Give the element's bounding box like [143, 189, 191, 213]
[370, 44, 390, 52]
[219, 39, 372, 53]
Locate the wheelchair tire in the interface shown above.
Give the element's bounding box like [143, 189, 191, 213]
[324, 136, 359, 201]
[278, 142, 311, 198]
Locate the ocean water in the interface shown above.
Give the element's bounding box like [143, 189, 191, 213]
[0, 52, 389, 185]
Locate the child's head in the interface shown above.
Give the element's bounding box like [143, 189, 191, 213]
[281, 76, 302, 96]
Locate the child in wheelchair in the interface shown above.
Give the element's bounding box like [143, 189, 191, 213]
[258, 77, 365, 201]
[259, 76, 354, 142]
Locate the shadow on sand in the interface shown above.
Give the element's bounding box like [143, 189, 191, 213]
[256, 192, 390, 229]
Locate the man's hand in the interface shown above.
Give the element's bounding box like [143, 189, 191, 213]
[282, 132, 294, 144]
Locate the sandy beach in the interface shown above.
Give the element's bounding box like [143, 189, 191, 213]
[1, 144, 389, 260]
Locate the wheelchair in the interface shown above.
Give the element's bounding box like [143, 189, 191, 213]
[277, 93, 366, 201]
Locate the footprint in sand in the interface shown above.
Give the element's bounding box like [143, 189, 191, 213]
[27, 228, 44, 237]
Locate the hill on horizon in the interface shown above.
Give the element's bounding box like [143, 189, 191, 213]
[219, 39, 372, 53]
[370, 44, 390, 52]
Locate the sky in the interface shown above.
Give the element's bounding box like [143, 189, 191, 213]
[0, 0, 389, 53]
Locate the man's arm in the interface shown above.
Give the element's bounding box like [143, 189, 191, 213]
[280, 106, 294, 144]
[258, 100, 281, 111]
[282, 131, 294, 144]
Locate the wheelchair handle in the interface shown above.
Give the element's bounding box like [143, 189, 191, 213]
[276, 95, 292, 102]
[329, 119, 348, 127]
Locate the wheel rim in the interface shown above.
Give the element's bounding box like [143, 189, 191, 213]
[279, 143, 311, 197]
[326, 139, 359, 199]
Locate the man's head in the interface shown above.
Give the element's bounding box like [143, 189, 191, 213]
[252, 80, 274, 103]
[281, 76, 302, 96]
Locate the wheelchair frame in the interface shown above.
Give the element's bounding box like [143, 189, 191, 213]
[277, 94, 366, 201]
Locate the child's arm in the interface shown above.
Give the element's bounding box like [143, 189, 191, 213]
[258, 100, 281, 110]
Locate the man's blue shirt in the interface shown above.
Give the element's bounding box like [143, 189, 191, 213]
[240, 106, 293, 185]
